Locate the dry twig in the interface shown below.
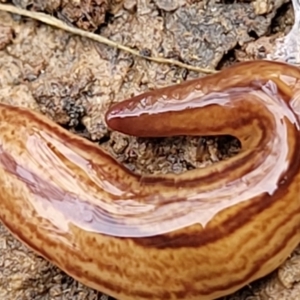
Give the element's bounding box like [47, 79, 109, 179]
[0, 3, 217, 74]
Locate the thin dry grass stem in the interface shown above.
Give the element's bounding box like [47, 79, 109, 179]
[0, 3, 218, 74]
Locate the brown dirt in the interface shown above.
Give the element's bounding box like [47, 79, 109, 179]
[1, 0, 300, 299]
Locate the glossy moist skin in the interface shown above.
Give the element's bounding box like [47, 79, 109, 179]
[0, 60, 300, 300]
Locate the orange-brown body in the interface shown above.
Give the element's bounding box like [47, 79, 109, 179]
[0, 60, 300, 299]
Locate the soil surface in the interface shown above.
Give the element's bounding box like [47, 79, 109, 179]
[1, 0, 300, 299]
